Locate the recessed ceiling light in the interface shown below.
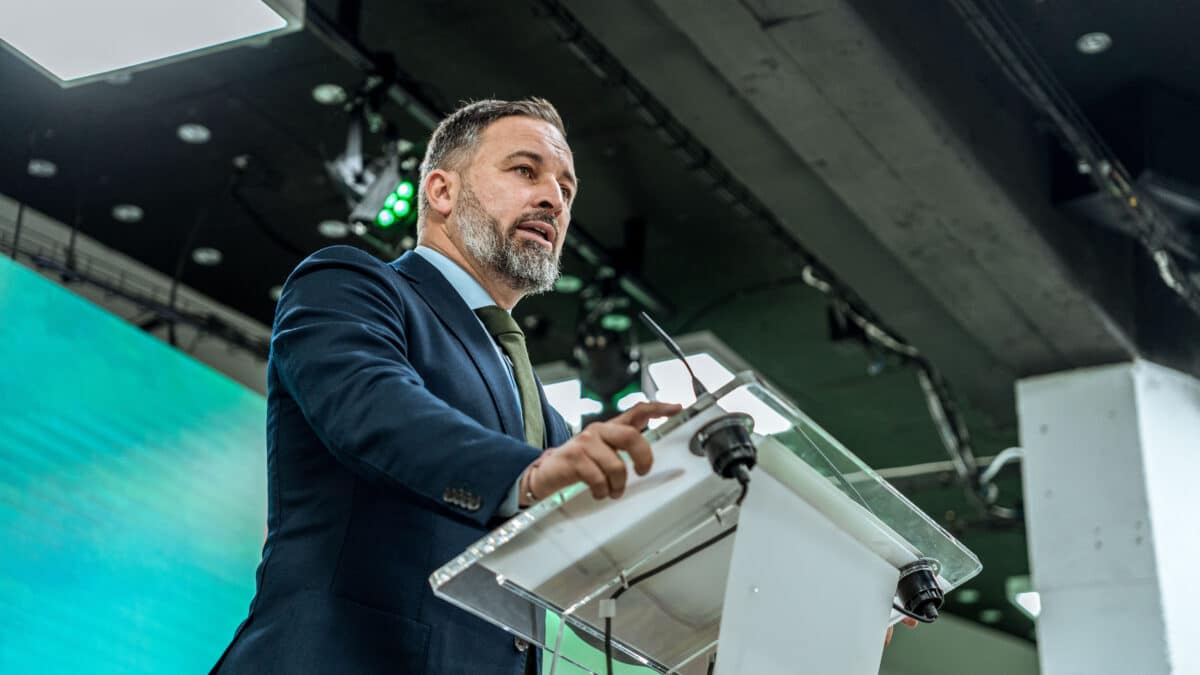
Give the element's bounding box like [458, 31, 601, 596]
[26, 158, 57, 178]
[979, 608, 1004, 624]
[317, 219, 349, 238]
[351, 222, 368, 236]
[0, 0, 304, 87]
[1076, 32, 1112, 54]
[111, 204, 144, 223]
[400, 235, 416, 250]
[311, 83, 347, 105]
[269, 285, 284, 301]
[191, 247, 223, 266]
[956, 588, 981, 604]
[177, 123, 211, 144]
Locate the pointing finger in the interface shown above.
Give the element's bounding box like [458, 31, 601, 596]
[617, 401, 683, 430]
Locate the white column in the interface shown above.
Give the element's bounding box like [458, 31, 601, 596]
[1017, 360, 1200, 675]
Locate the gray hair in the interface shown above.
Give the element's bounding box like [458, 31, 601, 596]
[416, 97, 566, 230]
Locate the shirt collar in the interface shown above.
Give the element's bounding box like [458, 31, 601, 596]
[412, 245, 504, 312]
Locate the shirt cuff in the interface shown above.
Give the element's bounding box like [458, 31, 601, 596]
[497, 475, 523, 518]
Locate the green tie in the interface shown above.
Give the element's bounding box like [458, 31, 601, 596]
[475, 306, 545, 448]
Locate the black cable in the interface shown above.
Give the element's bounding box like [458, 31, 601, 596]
[63, 159, 85, 280]
[167, 171, 240, 346]
[616, 525, 739, 602]
[949, 0, 1200, 314]
[892, 602, 938, 625]
[14, 127, 40, 260]
[225, 90, 328, 164]
[229, 186, 308, 257]
[801, 265, 999, 514]
[604, 525, 739, 675]
[603, 617, 615, 675]
[8, 202, 24, 260]
[734, 466, 751, 506]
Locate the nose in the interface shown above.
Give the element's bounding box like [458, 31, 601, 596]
[534, 176, 566, 215]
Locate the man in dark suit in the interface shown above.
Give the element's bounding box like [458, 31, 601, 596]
[211, 98, 680, 674]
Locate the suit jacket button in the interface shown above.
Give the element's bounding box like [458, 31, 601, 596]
[515, 637, 529, 652]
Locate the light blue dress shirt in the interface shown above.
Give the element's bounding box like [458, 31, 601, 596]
[412, 245, 529, 515]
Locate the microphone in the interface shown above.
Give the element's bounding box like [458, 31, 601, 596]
[637, 311, 708, 399]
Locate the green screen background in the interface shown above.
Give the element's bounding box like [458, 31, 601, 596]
[0, 256, 266, 673]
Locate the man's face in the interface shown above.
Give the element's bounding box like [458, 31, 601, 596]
[452, 115, 576, 294]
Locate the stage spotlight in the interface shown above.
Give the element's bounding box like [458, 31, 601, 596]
[0, 0, 305, 87]
[349, 157, 418, 231]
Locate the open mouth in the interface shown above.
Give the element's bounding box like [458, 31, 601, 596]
[514, 220, 555, 247]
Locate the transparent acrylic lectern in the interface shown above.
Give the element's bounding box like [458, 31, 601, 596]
[430, 372, 982, 674]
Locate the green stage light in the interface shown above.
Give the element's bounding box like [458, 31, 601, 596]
[349, 159, 417, 230]
[600, 313, 632, 332]
[554, 274, 584, 294]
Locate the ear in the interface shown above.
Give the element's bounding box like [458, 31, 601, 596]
[424, 168, 458, 219]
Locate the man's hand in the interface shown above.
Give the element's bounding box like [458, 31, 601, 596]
[521, 401, 682, 504]
[884, 617, 920, 647]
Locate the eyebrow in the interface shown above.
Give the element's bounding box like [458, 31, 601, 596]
[502, 150, 578, 189]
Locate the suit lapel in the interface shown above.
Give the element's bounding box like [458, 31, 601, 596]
[391, 252, 524, 441]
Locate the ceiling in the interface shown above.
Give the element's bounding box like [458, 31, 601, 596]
[3, 0, 1197, 644]
[1004, 0, 1200, 106]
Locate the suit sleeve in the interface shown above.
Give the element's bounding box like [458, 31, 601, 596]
[271, 246, 540, 526]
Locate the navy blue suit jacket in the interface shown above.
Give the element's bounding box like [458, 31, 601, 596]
[212, 246, 571, 674]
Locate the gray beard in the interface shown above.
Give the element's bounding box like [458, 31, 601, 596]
[457, 181, 560, 295]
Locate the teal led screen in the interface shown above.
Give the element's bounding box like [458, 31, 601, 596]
[0, 256, 267, 673]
